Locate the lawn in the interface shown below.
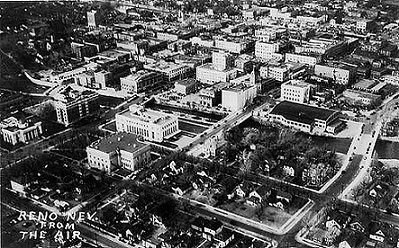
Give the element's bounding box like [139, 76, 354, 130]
[103, 121, 117, 133]
[185, 189, 217, 206]
[98, 95, 125, 108]
[179, 121, 208, 134]
[219, 200, 292, 229]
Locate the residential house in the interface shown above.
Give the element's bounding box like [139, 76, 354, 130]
[246, 185, 271, 206]
[349, 216, 371, 233]
[213, 228, 235, 248]
[191, 217, 223, 241]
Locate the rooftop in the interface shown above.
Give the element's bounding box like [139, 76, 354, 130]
[270, 101, 337, 124]
[283, 79, 312, 88]
[89, 132, 148, 154]
[118, 105, 175, 125]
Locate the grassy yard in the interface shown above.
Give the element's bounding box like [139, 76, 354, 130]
[219, 200, 292, 229]
[178, 121, 208, 134]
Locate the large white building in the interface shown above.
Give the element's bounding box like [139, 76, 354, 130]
[255, 42, 280, 60]
[87, 132, 151, 173]
[116, 105, 179, 142]
[281, 80, 312, 103]
[1, 116, 42, 145]
[314, 64, 357, 85]
[222, 84, 257, 112]
[269, 101, 342, 134]
[196, 65, 238, 85]
[196, 51, 238, 85]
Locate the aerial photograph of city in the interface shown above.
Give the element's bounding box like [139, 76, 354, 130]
[1, 0, 399, 247]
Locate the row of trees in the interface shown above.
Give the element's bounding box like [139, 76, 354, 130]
[224, 120, 341, 185]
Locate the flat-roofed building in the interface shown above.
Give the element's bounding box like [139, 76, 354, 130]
[144, 61, 191, 82]
[174, 78, 198, 95]
[285, 53, 321, 66]
[53, 86, 99, 126]
[120, 70, 163, 93]
[268, 101, 342, 133]
[222, 83, 257, 112]
[116, 105, 179, 142]
[196, 63, 238, 85]
[1, 116, 42, 145]
[342, 89, 381, 107]
[314, 64, 357, 85]
[255, 41, 280, 60]
[281, 80, 313, 103]
[87, 132, 151, 173]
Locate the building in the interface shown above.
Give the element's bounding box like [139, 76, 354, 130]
[281, 80, 313, 103]
[87, 133, 151, 173]
[214, 38, 253, 54]
[196, 64, 238, 85]
[293, 38, 346, 57]
[87, 10, 102, 28]
[94, 70, 112, 88]
[53, 87, 99, 126]
[74, 71, 99, 89]
[260, 62, 306, 82]
[255, 26, 286, 42]
[144, 61, 191, 82]
[222, 84, 257, 112]
[212, 51, 234, 71]
[314, 64, 357, 85]
[268, 101, 342, 133]
[199, 85, 223, 107]
[255, 41, 280, 60]
[71, 42, 98, 60]
[1, 116, 42, 145]
[174, 78, 198, 95]
[116, 105, 179, 142]
[120, 70, 163, 93]
[356, 19, 375, 33]
[342, 89, 381, 108]
[285, 53, 321, 66]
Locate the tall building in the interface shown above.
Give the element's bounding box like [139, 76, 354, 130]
[53, 87, 99, 126]
[120, 70, 163, 93]
[116, 105, 179, 142]
[255, 41, 280, 60]
[281, 80, 313, 103]
[87, 10, 102, 28]
[222, 84, 257, 112]
[87, 133, 151, 173]
[212, 51, 234, 71]
[196, 51, 237, 85]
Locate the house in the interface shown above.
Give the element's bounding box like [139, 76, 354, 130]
[191, 217, 223, 241]
[349, 215, 371, 233]
[311, 228, 328, 245]
[283, 166, 295, 177]
[10, 176, 30, 197]
[171, 183, 191, 196]
[214, 228, 235, 248]
[369, 229, 385, 243]
[326, 210, 351, 230]
[338, 236, 361, 248]
[276, 191, 292, 204]
[247, 185, 271, 206]
[369, 183, 388, 199]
